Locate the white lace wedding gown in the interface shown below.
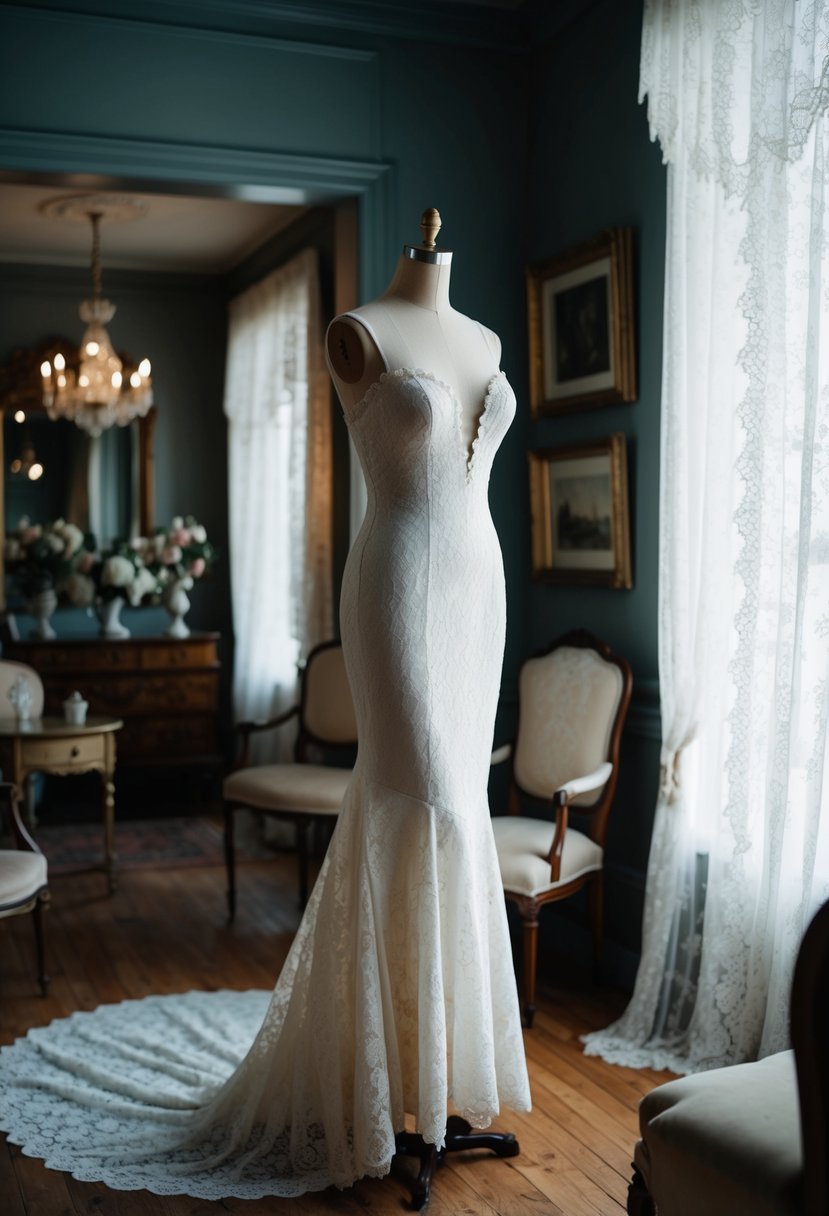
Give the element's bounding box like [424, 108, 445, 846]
[0, 363, 531, 1199]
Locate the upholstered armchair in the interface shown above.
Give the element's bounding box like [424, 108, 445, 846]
[224, 640, 357, 920]
[0, 781, 49, 995]
[491, 629, 632, 1026]
[629, 899, 829, 1216]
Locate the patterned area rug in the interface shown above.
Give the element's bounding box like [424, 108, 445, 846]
[34, 816, 264, 874]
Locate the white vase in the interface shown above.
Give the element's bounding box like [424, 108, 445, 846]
[29, 588, 58, 640]
[97, 596, 130, 639]
[162, 576, 193, 638]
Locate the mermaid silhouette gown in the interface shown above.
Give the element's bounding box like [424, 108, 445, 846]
[0, 354, 531, 1199]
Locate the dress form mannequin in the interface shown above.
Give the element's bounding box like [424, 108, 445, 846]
[0, 211, 530, 1205]
[328, 210, 520, 1210]
[327, 208, 502, 456]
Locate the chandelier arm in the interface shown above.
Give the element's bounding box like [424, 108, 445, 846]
[89, 211, 103, 301]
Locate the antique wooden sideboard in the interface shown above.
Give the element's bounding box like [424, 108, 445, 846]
[8, 633, 222, 770]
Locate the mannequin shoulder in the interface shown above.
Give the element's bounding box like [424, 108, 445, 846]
[326, 313, 372, 384]
[477, 322, 502, 365]
[326, 309, 388, 401]
[450, 309, 503, 367]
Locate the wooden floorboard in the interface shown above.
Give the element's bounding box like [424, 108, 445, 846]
[0, 845, 659, 1215]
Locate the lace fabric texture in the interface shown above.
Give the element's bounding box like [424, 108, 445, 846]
[0, 367, 530, 1198]
[584, 0, 829, 1075]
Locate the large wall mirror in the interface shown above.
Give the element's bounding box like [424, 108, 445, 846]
[0, 340, 155, 606]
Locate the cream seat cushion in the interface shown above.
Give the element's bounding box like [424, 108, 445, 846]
[491, 816, 603, 896]
[223, 764, 351, 815]
[635, 1051, 802, 1216]
[0, 851, 48, 914]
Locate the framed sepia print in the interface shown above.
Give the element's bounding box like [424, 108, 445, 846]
[527, 227, 636, 416]
[529, 433, 632, 588]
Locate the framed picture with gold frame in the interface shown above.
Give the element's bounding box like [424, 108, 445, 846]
[527, 227, 636, 417]
[529, 433, 632, 588]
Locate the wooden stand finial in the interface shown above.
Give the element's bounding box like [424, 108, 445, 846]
[419, 207, 441, 250]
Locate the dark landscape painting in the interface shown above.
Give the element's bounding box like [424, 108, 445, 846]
[553, 275, 611, 383]
[553, 472, 612, 551]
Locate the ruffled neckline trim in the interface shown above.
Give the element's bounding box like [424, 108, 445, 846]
[348, 367, 509, 483]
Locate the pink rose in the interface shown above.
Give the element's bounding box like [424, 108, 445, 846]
[77, 551, 96, 573]
[190, 557, 205, 578]
[161, 544, 182, 565]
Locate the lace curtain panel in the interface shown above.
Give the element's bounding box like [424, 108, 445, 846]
[584, 0, 829, 1073]
[224, 248, 333, 756]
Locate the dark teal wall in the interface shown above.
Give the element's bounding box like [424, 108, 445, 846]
[523, 0, 666, 980]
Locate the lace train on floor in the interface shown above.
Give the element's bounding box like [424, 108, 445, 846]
[0, 770, 529, 1200]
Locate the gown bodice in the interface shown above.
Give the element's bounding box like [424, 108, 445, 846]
[340, 367, 516, 816]
[345, 366, 515, 497]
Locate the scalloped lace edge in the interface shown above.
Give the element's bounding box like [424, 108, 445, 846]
[348, 367, 507, 483]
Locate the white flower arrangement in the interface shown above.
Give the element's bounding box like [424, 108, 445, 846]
[128, 565, 158, 606]
[64, 538, 160, 608]
[4, 517, 91, 597]
[101, 554, 135, 590]
[142, 516, 216, 584]
[9, 515, 214, 612]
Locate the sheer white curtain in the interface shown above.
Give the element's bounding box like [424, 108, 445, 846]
[585, 0, 829, 1073]
[224, 249, 333, 752]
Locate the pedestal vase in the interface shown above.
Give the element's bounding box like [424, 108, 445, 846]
[162, 576, 193, 638]
[29, 589, 58, 641]
[97, 596, 130, 639]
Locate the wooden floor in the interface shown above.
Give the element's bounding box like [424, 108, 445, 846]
[0, 844, 671, 1216]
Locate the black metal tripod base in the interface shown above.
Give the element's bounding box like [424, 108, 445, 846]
[393, 1115, 519, 1210]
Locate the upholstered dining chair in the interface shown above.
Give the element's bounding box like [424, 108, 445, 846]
[490, 629, 633, 1026]
[224, 640, 357, 921]
[0, 781, 49, 995]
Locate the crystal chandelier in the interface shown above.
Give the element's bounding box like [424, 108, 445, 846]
[40, 202, 153, 438]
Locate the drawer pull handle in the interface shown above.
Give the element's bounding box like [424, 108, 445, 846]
[70, 746, 80, 758]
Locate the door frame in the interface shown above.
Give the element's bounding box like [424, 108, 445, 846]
[0, 129, 394, 301]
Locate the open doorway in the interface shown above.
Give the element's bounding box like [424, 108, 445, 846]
[0, 171, 360, 820]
